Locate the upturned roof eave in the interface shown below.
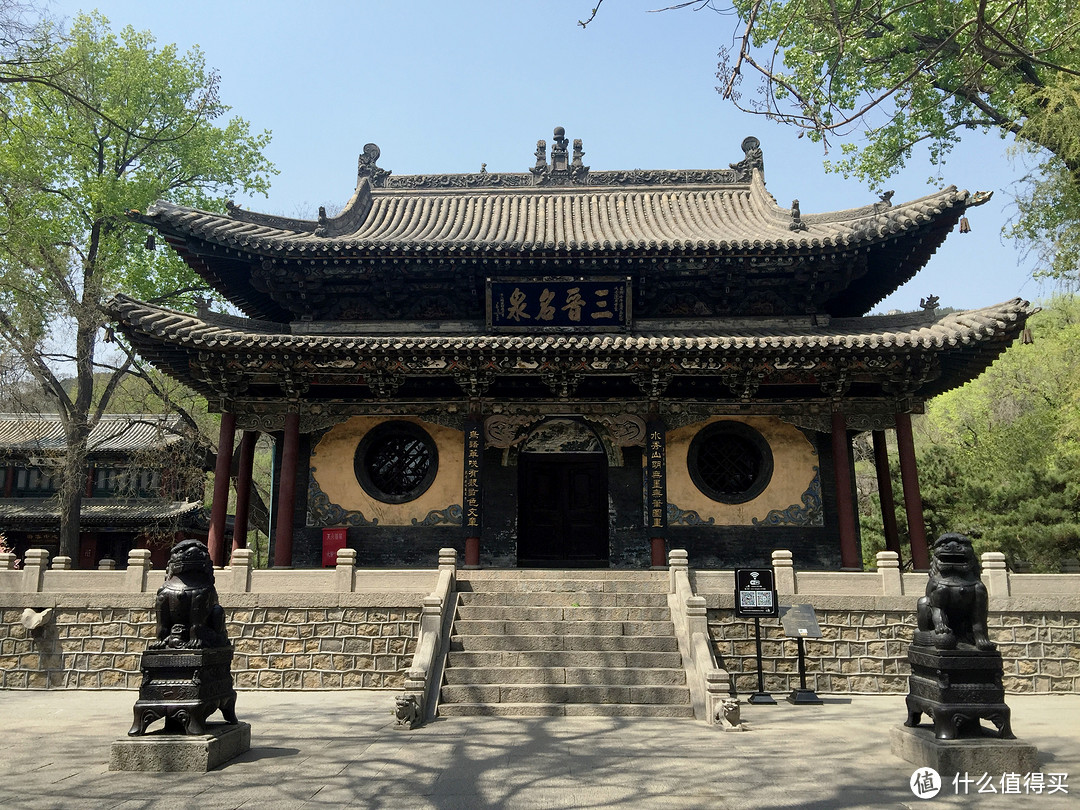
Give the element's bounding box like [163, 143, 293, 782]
[107, 293, 1032, 357]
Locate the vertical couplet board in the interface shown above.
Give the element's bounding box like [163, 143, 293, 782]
[644, 422, 666, 532]
[463, 420, 483, 534]
[734, 568, 778, 618]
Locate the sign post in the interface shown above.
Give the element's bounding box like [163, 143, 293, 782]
[779, 603, 824, 705]
[735, 568, 778, 705]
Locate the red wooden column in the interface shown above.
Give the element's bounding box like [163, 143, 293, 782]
[871, 429, 902, 561]
[232, 430, 259, 552]
[830, 410, 861, 569]
[207, 412, 236, 567]
[273, 413, 300, 568]
[895, 411, 931, 570]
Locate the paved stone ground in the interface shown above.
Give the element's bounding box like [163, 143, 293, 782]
[0, 691, 1076, 809]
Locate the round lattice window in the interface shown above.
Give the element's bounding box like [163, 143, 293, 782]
[687, 421, 773, 504]
[354, 421, 438, 504]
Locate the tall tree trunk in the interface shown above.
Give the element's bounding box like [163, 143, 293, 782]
[58, 419, 89, 560]
[58, 288, 101, 561]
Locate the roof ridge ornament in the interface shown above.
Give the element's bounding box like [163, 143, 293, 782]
[730, 136, 764, 183]
[789, 199, 808, 232]
[357, 143, 391, 187]
[530, 126, 590, 186]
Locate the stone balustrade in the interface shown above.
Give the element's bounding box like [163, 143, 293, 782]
[0, 547, 437, 595]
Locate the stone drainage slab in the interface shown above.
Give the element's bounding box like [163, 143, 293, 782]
[109, 722, 251, 772]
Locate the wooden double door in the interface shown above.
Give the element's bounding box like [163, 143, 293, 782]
[517, 453, 609, 567]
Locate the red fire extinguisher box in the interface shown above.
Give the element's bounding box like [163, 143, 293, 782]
[322, 527, 348, 567]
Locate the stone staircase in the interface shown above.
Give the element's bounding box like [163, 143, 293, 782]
[438, 570, 694, 717]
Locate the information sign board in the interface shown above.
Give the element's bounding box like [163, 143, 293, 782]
[779, 603, 822, 638]
[734, 568, 778, 618]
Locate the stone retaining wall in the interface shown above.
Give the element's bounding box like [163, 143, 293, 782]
[707, 601, 1080, 696]
[0, 596, 421, 691]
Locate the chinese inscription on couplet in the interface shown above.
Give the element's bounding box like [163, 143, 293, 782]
[463, 421, 482, 531]
[644, 424, 666, 531]
[487, 278, 631, 331]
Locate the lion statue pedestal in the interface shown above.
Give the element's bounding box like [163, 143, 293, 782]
[127, 540, 239, 738]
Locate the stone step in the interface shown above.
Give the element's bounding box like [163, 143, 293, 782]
[451, 619, 675, 637]
[438, 702, 696, 718]
[450, 634, 680, 652]
[442, 666, 687, 686]
[455, 605, 672, 622]
[438, 571, 689, 719]
[445, 650, 685, 669]
[440, 684, 691, 705]
[457, 577, 667, 594]
[457, 591, 669, 608]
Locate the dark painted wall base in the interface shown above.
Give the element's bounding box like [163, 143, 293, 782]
[667, 526, 842, 570]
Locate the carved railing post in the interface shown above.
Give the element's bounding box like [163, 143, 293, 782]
[98, 558, 117, 571]
[668, 548, 688, 595]
[0, 552, 14, 569]
[439, 547, 457, 575]
[876, 550, 903, 596]
[981, 551, 1010, 599]
[772, 549, 796, 595]
[22, 549, 48, 593]
[51, 556, 72, 571]
[335, 547, 357, 592]
[125, 549, 153, 593]
[225, 548, 254, 593]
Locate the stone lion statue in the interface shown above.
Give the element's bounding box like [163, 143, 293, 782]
[394, 695, 421, 729]
[716, 697, 749, 731]
[150, 539, 230, 650]
[916, 533, 994, 651]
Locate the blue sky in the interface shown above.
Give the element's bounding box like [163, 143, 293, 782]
[49, 0, 1050, 312]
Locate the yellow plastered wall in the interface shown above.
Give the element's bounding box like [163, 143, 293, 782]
[667, 416, 817, 525]
[310, 416, 463, 526]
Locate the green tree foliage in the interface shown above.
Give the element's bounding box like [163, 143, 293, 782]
[911, 296, 1080, 570]
[0, 12, 274, 558]
[715, 0, 1080, 279]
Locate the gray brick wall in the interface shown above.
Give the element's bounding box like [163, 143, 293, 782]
[708, 609, 1080, 695]
[0, 605, 420, 690]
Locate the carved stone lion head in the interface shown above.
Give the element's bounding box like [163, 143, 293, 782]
[166, 539, 215, 582]
[930, 533, 981, 581]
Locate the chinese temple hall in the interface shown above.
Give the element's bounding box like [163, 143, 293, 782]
[110, 128, 1030, 572]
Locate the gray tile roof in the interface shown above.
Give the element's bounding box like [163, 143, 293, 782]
[0, 497, 201, 527]
[0, 414, 188, 454]
[145, 171, 971, 259]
